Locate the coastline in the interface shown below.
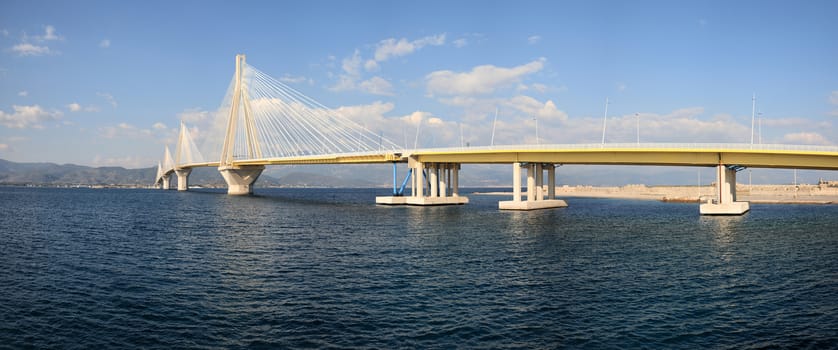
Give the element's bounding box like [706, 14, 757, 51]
[473, 184, 838, 204]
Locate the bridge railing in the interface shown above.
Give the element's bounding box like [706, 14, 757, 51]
[408, 143, 838, 154]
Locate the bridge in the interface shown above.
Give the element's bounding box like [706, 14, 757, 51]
[155, 55, 838, 215]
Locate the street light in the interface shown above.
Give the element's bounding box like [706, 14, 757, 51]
[758, 112, 763, 144]
[534, 116, 539, 145]
[601, 97, 609, 145]
[635, 112, 640, 144]
[751, 93, 757, 145]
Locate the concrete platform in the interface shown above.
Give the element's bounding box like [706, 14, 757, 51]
[699, 201, 750, 215]
[376, 196, 408, 205]
[498, 199, 568, 211]
[376, 196, 469, 206]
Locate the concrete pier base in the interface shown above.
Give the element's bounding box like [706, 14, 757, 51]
[376, 196, 469, 206]
[700, 164, 750, 215]
[500, 162, 566, 210]
[219, 165, 265, 195]
[700, 201, 750, 215]
[379, 160, 467, 206]
[175, 168, 192, 191]
[499, 199, 568, 210]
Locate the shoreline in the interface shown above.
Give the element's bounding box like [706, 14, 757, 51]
[473, 184, 838, 204]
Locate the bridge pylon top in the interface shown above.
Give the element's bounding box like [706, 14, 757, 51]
[210, 54, 402, 166]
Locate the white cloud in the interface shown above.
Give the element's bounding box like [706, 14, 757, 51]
[505, 96, 568, 122]
[453, 38, 468, 48]
[18, 91, 28, 97]
[9, 26, 64, 56]
[278, 74, 310, 84]
[97, 92, 117, 107]
[11, 43, 52, 56]
[152, 122, 167, 130]
[99, 122, 156, 139]
[527, 35, 541, 45]
[437, 95, 758, 146]
[178, 108, 210, 123]
[364, 59, 379, 72]
[517, 83, 550, 93]
[331, 34, 446, 95]
[99, 39, 110, 48]
[782, 132, 832, 145]
[330, 75, 356, 92]
[593, 108, 755, 144]
[373, 33, 446, 62]
[334, 101, 395, 126]
[358, 76, 394, 96]
[67, 102, 100, 113]
[331, 101, 457, 148]
[42, 25, 61, 41]
[330, 50, 364, 92]
[426, 58, 546, 96]
[0, 104, 62, 129]
[342, 49, 362, 76]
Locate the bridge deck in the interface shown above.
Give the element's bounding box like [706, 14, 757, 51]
[169, 144, 838, 173]
[407, 145, 838, 170]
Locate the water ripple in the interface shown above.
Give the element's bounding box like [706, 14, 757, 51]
[0, 188, 836, 348]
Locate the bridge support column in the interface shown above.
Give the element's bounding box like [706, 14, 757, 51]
[377, 158, 468, 206]
[175, 168, 192, 191]
[452, 164, 459, 197]
[500, 163, 567, 210]
[526, 163, 536, 202]
[161, 174, 172, 190]
[700, 164, 750, 215]
[535, 163, 544, 201]
[429, 163, 439, 197]
[547, 165, 556, 199]
[439, 163, 448, 197]
[219, 165, 265, 195]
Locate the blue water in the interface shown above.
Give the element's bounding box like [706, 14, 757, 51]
[0, 187, 836, 349]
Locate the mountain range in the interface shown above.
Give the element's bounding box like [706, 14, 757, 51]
[0, 159, 828, 188]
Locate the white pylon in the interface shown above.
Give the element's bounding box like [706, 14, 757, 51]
[220, 54, 262, 167]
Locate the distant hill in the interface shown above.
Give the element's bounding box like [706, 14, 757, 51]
[0, 159, 157, 186]
[1, 159, 830, 188]
[0, 159, 377, 188]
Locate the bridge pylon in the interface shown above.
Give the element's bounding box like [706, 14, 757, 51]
[218, 54, 264, 195]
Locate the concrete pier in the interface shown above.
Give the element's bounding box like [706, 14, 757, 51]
[700, 164, 750, 215]
[161, 174, 172, 190]
[219, 165, 265, 195]
[499, 162, 567, 210]
[376, 158, 468, 206]
[175, 168, 192, 191]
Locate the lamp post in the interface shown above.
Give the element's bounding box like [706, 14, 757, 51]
[635, 112, 640, 144]
[601, 97, 609, 145]
[751, 93, 757, 145]
[758, 112, 762, 144]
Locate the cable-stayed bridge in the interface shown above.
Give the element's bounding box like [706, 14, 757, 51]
[155, 55, 838, 215]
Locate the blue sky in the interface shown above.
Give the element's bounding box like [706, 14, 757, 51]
[1, 0, 836, 175]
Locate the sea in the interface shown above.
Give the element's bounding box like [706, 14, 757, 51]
[0, 186, 836, 349]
